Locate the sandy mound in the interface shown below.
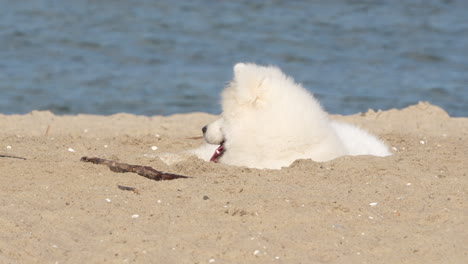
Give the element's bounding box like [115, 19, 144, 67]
[0, 102, 466, 263]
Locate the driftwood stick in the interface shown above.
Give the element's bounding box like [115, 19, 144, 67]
[80, 156, 190, 181]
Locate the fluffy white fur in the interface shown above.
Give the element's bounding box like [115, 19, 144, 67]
[188, 63, 391, 169]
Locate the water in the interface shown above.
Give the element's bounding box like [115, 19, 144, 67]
[0, 0, 467, 117]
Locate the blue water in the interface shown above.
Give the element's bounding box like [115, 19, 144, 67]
[1, 0, 467, 116]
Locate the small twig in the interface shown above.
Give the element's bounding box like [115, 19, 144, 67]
[80, 156, 190, 181]
[187, 136, 204, 140]
[0, 154, 27, 160]
[117, 185, 140, 194]
[45, 125, 51, 136]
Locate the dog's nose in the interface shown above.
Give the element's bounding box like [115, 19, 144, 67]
[202, 125, 207, 134]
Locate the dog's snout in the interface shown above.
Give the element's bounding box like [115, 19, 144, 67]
[202, 125, 207, 134]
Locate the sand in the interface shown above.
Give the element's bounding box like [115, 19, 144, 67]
[0, 102, 466, 264]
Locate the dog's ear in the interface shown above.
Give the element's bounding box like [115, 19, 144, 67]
[234, 63, 247, 76]
[232, 63, 268, 108]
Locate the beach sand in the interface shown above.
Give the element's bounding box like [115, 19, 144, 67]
[1, 102, 466, 263]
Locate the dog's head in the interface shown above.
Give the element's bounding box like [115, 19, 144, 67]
[202, 63, 283, 163]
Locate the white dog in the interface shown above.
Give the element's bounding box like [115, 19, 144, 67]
[183, 63, 391, 169]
